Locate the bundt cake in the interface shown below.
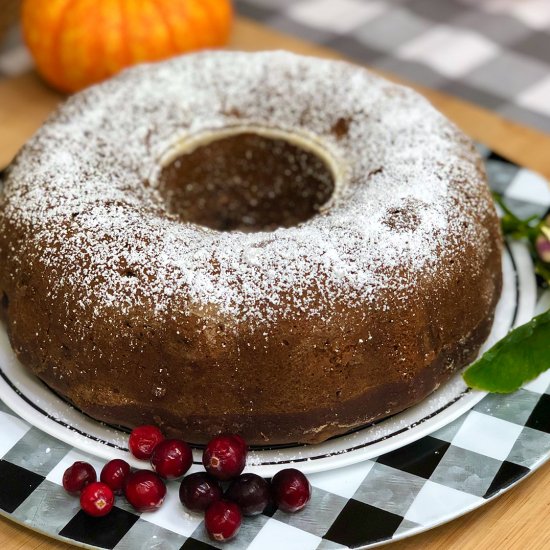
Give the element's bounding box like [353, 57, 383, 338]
[0, 51, 502, 445]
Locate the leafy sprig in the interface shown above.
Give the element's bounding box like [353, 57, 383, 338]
[493, 192, 550, 286]
[463, 194, 550, 393]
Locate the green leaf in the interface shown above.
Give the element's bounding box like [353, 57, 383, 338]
[493, 192, 543, 241]
[463, 309, 550, 393]
[536, 260, 550, 286]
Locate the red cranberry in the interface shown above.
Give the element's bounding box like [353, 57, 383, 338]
[203, 434, 248, 481]
[100, 459, 131, 495]
[80, 482, 114, 517]
[205, 500, 242, 542]
[151, 439, 193, 480]
[225, 473, 270, 516]
[124, 470, 167, 512]
[129, 425, 165, 460]
[62, 461, 97, 494]
[179, 472, 222, 512]
[271, 468, 311, 513]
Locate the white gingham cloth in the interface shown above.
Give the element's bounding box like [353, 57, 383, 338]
[1, 1, 550, 132]
[235, 0, 550, 133]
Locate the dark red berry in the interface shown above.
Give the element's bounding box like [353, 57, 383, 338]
[124, 470, 167, 512]
[205, 500, 242, 542]
[203, 434, 248, 481]
[225, 473, 270, 516]
[100, 459, 131, 495]
[79, 482, 114, 517]
[179, 472, 223, 512]
[229, 434, 247, 453]
[62, 461, 97, 494]
[151, 439, 193, 480]
[129, 425, 165, 460]
[271, 468, 311, 513]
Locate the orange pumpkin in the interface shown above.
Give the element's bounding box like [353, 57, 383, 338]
[22, 0, 233, 93]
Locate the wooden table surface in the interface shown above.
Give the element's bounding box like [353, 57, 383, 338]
[0, 16, 549, 550]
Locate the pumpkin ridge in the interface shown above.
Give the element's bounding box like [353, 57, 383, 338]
[149, 0, 179, 53]
[199, 0, 222, 44]
[180, 0, 207, 49]
[215, 0, 234, 43]
[48, 0, 73, 92]
[90, 0, 106, 85]
[119, 0, 133, 66]
[182, 0, 211, 49]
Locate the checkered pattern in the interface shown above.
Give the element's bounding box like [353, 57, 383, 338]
[232, 0, 550, 134]
[2, 2, 550, 133]
[0, 150, 549, 548]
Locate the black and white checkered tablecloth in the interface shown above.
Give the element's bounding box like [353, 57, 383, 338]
[1, 1, 549, 134]
[234, 0, 550, 133]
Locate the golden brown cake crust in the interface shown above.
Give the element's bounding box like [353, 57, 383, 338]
[0, 51, 502, 445]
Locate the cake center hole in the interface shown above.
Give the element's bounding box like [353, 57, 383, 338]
[157, 132, 336, 232]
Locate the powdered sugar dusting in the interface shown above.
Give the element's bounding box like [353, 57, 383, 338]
[1, 51, 493, 332]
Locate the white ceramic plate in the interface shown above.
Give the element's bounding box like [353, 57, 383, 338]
[0, 242, 536, 477]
